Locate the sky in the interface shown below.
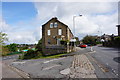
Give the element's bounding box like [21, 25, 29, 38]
[1, 1, 119, 44]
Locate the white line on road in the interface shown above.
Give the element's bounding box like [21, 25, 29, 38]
[3, 58, 6, 60]
[106, 63, 109, 65]
[42, 65, 61, 70]
[8, 57, 11, 58]
[43, 57, 65, 64]
[12, 61, 26, 64]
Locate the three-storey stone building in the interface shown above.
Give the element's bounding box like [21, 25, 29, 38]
[42, 17, 74, 55]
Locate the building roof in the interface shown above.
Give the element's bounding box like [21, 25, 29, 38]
[42, 17, 74, 36]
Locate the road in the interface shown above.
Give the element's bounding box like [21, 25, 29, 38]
[1, 46, 120, 79]
[87, 46, 119, 78]
[1, 54, 29, 79]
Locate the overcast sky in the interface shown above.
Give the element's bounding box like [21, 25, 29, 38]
[1, 1, 119, 44]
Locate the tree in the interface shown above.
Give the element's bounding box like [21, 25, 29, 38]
[82, 35, 97, 45]
[35, 38, 42, 52]
[1, 46, 11, 56]
[0, 32, 8, 45]
[75, 37, 80, 45]
[6, 43, 18, 52]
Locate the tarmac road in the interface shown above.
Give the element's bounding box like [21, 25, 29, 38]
[1, 46, 120, 79]
[86, 46, 119, 78]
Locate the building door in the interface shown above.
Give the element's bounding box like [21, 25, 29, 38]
[57, 38, 61, 45]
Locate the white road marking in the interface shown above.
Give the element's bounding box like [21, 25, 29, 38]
[42, 65, 61, 70]
[12, 61, 26, 64]
[106, 63, 109, 65]
[60, 68, 70, 75]
[8, 56, 11, 58]
[3, 58, 6, 59]
[113, 70, 116, 73]
[43, 57, 65, 64]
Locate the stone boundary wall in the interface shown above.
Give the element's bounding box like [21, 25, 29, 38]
[42, 45, 74, 55]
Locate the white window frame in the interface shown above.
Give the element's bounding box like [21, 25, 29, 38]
[48, 30, 50, 35]
[54, 22, 58, 28]
[50, 23, 53, 28]
[58, 29, 62, 35]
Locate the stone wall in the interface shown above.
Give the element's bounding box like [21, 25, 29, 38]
[42, 47, 67, 55]
[42, 45, 74, 55]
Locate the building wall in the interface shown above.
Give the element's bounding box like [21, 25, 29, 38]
[42, 18, 73, 46]
[67, 28, 73, 40]
[42, 17, 74, 55]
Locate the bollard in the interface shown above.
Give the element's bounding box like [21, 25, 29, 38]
[90, 46, 93, 51]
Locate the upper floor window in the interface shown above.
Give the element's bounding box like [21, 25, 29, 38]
[48, 30, 50, 35]
[58, 29, 62, 35]
[50, 23, 53, 28]
[54, 22, 58, 28]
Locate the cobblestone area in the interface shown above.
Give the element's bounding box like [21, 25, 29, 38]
[69, 54, 97, 78]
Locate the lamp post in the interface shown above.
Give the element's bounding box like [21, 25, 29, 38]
[73, 15, 82, 51]
[116, 25, 120, 36]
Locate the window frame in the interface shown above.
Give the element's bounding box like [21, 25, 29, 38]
[54, 22, 58, 28]
[58, 29, 62, 35]
[50, 23, 53, 28]
[48, 30, 51, 36]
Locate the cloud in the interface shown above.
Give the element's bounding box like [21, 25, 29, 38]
[3, 0, 119, 2]
[0, 17, 41, 44]
[34, 2, 118, 40]
[0, 17, 11, 33]
[1, 2, 118, 44]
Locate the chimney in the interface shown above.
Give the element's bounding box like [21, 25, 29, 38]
[52, 16, 57, 19]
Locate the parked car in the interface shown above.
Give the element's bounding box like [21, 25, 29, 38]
[86, 44, 91, 46]
[79, 44, 87, 48]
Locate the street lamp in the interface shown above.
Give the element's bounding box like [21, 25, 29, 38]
[73, 15, 82, 37]
[73, 14, 82, 51]
[116, 24, 120, 36]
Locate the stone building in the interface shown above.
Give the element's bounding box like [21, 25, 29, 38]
[42, 17, 74, 55]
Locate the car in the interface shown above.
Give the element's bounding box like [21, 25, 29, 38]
[79, 44, 87, 48]
[86, 44, 91, 46]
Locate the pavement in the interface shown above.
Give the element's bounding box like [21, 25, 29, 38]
[1, 46, 120, 79]
[69, 54, 97, 78]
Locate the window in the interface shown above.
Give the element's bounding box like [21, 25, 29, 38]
[48, 30, 50, 35]
[54, 22, 58, 28]
[58, 29, 62, 35]
[50, 23, 53, 28]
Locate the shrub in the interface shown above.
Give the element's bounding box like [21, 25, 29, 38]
[23, 50, 36, 59]
[114, 36, 120, 47]
[60, 40, 69, 46]
[35, 39, 42, 52]
[21, 49, 43, 59]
